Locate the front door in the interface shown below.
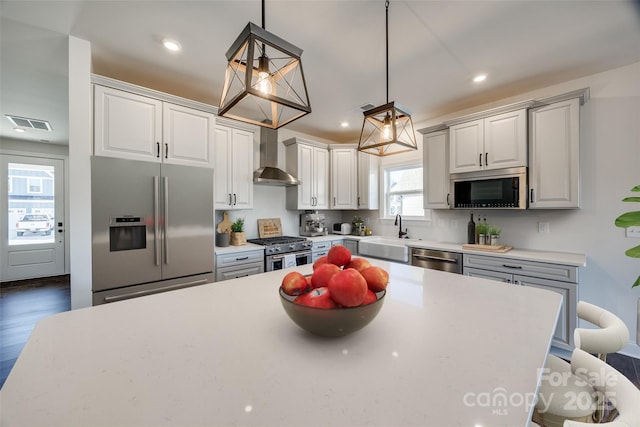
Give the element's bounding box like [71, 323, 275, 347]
[0, 155, 65, 281]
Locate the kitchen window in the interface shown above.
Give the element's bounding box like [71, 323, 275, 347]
[382, 163, 426, 219]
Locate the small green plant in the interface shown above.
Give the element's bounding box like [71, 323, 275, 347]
[614, 185, 640, 288]
[488, 225, 501, 236]
[231, 217, 245, 233]
[476, 222, 489, 235]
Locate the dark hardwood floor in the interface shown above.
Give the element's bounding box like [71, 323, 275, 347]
[1, 275, 70, 388]
[1, 276, 640, 393]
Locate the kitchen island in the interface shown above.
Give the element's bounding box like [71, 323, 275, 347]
[1, 259, 561, 427]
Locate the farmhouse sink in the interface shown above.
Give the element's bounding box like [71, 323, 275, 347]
[358, 237, 418, 263]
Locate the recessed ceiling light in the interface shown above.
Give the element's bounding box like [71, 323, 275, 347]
[14, 128, 26, 133]
[340, 121, 349, 128]
[162, 38, 182, 52]
[473, 74, 487, 83]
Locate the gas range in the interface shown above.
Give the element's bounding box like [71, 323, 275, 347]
[247, 236, 313, 255]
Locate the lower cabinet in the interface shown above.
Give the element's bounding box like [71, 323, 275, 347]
[215, 250, 264, 282]
[463, 254, 578, 350]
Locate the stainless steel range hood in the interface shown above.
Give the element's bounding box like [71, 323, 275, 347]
[254, 128, 300, 186]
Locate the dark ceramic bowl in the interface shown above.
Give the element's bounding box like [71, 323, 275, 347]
[279, 288, 386, 337]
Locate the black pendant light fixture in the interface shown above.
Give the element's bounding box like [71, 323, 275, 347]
[358, 0, 417, 156]
[219, 0, 311, 129]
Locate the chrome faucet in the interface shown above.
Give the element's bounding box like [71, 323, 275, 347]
[394, 214, 408, 238]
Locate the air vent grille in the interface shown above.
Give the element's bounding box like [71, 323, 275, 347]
[5, 115, 52, 131]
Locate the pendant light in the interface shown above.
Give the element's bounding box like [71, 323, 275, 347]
[358, 0, 417, 156]
[219, 0, 311, 129]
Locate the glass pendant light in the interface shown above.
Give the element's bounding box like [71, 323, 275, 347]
[219, 0, 311, 129]
[358, 0, 417, 156]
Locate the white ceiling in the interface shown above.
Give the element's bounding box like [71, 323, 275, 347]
[1, 0, 640, 146]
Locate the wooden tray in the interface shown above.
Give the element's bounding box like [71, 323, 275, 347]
[462, 244, 513, 253]
[216, 211, 233, 234]
[257, 218, 282, 238]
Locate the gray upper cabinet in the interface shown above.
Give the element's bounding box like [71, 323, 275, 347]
[421, 126, 450, 209]
[529, 96, 582, 209]
[357, 151, 379, 210]
[449, 108, 528, 174]
[330, 145, 358, 210]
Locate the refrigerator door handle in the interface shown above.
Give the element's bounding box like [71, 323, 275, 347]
[163, 176, 169, 265]
[153, 175, 160, 266]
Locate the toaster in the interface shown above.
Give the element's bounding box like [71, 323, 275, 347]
[333, 223, 352, 235]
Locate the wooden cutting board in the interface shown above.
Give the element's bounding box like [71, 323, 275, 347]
[257, 218, 282, 238]
[462, 243, 513, 253]
[217, 211, 233, 234]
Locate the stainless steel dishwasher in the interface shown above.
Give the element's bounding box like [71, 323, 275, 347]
[410, 248, 462, 274]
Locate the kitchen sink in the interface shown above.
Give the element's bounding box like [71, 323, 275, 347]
[358, 237, 418, 263]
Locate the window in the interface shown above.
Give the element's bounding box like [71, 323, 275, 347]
[27, 177, 43, 194]
[383, 163, 425, 218]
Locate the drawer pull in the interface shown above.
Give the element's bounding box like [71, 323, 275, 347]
[235, 256, 249, 261]
[502, 264, 522, 269]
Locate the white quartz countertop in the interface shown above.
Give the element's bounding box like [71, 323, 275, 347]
[2, 260, 561, 427]
[214, 242, 264, 255]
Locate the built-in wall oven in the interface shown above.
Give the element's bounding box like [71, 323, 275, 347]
[247, 236, 313, 272]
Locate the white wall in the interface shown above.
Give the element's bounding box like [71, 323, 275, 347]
[355, 62, 640, 356]
[68, 36, 93, 309]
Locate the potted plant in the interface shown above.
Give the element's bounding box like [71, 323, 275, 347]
[488, 225, 501, 246]
[614, 185, 640, 344]
[476, 222, 489, 245]
[230, 217, 246, 246]
[615, 185, 640, 288]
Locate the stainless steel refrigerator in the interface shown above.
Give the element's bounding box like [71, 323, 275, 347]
[91, 156, 214, 305]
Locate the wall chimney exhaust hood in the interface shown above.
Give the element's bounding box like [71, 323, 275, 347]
[254, 128, 300, 186]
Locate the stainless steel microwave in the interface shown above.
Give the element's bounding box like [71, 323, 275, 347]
[450, 167, 527, 209]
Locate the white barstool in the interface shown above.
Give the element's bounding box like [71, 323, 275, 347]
[563, 348, 640, 427]
[533, 301, 630, 427]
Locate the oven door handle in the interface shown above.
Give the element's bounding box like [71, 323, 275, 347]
[270, 251, 312, 261]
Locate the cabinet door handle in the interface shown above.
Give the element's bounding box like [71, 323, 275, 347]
[165, 143, 169, 159]
[446, 193, 450, 206]
[502, 264, 522, 269]
[485, 152, 488, 166]
[357, 196, 361, 206]
[228, 193, 232, 206]
[333, 196, 336, 206]
[233, 193, 237, 206]
[530, 188, 535, 203]
[479, 153, 482, 167]
[156, 142, 161, 158]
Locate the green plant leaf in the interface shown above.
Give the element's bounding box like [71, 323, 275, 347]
[633, 276, 640, 288]
[615, 211, 640, 228]
[622, 197, 640, 203]
[631, 185, 640, 192]
[625, 245, 640, 258]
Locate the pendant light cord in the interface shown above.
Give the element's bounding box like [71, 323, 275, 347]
[385, 0, 389, 104]
[262, 0, 266, 29]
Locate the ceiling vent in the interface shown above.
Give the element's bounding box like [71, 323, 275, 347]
[6, 115, 53, 131]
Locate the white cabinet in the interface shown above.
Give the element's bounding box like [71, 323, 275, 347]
[284, 138, 329, 210]
[330, 145, 358, 209]
[94, 85, 214, 167]
[421, 126, 450, 209]
[463, 253, 578, 350]
[529, 97, 581, 209]
[215, 249, 264, 282]
[214, 123, 255, 210]
[357, 151, 379, 210]
[449, 108, 527, 173]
